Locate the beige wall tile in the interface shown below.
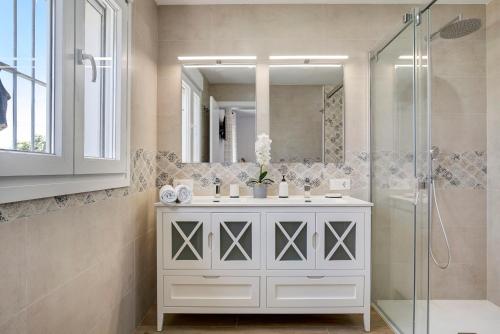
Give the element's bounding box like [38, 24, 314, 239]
[0, 221, 27, 327]
[0, 0, 160, 332]
[156, 5, 402, 156]
[431, 112, 486, 151]
[487, 0, 500, 306]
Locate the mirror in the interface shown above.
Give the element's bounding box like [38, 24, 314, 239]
[269, 65, 344, 164]
[181, 66, 256, 163]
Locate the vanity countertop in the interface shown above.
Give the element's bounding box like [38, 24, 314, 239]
[155, 195, 373, 207]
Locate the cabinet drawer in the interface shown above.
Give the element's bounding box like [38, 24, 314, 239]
[267, 276, 364, 308]
[163, 276, 260, 307]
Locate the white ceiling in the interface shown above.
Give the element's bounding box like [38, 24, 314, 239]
[156, 0, 490, 5]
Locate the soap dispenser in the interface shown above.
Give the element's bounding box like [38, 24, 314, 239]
[279, 175, 289, 198]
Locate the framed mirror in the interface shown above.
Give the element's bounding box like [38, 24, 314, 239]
[269, 65, 345, 164]
[181, 65, 256, 163]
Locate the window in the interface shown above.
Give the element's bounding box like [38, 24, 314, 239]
[0, 0, 130, 204]
[0, 0, 53, 154]
[75, 0, 127, 174]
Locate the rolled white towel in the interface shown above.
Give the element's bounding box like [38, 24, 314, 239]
[175, 184, 192, 204]
[159, 185, 177, 204]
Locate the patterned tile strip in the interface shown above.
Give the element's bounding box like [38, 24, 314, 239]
[156, 150, 370, 197]
[372, 150, 487, 190]
[0, 148, 486, 223]
[0, 148, 156, 223]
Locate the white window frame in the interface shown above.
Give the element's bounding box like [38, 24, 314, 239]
[0, 0, 131, 204]
[74, 0, 128, 174]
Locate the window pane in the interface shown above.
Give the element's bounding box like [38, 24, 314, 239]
[17, 0, 33, 77]
[84, 0, 118, 159]
[0, 0, 53, 154]
[0, 0, 14, 67]
[34, 84, 49, 153]
[0, 72, 14, 150]
[35, 0, 50, 82]
[16, 78, 32, 151]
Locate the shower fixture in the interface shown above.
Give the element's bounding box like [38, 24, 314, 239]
[430, 14, 482, 40]
[430, 145, 451, 270]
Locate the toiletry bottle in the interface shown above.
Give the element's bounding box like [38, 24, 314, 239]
[279, 175, 289, 198]
[304, 178, 311, 200]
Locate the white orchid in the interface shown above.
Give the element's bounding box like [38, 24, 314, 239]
[255, 133, 272, 166]
[247, 133, 274, 187]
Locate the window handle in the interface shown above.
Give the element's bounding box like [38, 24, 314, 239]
[76, 49, 97, 83]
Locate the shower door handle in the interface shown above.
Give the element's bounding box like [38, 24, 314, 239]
[76, 49, 97, 83]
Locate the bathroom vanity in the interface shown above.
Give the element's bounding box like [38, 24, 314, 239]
[155, 196, 373, 332]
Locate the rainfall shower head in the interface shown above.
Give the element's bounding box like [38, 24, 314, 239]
[440, 17, 482, 39]
[431, 15, 482, 40]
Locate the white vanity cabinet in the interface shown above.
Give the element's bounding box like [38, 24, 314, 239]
[156, 196, 373, 332]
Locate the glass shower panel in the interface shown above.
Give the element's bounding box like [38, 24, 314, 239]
[414, 8, 431, 334]
[371, 15, 417, 334]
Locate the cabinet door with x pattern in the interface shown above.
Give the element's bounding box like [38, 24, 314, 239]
[163, 213, 211, 269]
[266, 213, 315, 269]
[212, 213, 261, 270]
[316, 213, 365, 270]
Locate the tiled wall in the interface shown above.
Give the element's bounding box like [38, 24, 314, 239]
[157, 4, 416, 202]
[156, 150, 370, 199]
[487, 0, 500, 306]
[0, 0, 159, 333]
[429, 4, 487, 300]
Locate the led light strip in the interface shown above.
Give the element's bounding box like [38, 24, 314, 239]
[269, 55, 349, 60]
[178, 56, 257, 61]
[183, 64, 256, 68]
[269, 64, 342, 68]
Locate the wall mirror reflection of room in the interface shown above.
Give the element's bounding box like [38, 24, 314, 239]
[269, 65, 345, 164]
[181, 65, 256, 163]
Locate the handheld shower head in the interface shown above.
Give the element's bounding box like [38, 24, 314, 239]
[430, 146, 440, 160]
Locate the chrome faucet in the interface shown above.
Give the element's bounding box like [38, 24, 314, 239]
[304, 178, 312, 201]
[213, 177, 221, 202]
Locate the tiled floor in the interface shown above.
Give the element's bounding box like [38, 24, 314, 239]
[135, 307, 393, 334]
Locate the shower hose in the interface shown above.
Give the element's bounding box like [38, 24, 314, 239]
[430, 179, 451, 270]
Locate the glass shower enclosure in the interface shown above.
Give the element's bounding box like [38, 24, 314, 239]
[370, 6, 432, 334]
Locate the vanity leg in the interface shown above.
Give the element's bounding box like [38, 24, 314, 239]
[363, 311, 371, 332]
[157, 311, 164, 332]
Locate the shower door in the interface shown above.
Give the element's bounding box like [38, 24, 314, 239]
[370, 7, 431, 334]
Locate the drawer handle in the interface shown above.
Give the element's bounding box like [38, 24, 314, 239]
[202, 275, 220, 279]
[307, 275, 325, 279]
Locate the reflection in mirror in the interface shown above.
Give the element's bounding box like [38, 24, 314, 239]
[181, 66, 256, 163]
[269, 65, 344, 164]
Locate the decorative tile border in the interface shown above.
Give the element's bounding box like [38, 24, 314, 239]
[0, 148, 156, 223]
[434, 151, 487, 189]
[372, 150, 487, 190]
[156, 150, 370, 198]
[0, 148, 486, 223]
